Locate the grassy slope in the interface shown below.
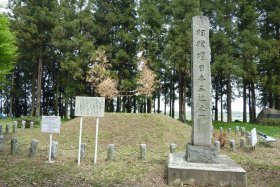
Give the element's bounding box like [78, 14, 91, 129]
[0, 113, 189, 186]
[0, 113, 279, 186]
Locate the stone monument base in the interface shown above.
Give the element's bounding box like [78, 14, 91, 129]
[186, 143, 218, 163]
[168, 153, 247, 186]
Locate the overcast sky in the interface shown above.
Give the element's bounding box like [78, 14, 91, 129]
[0, 0, 7, 6]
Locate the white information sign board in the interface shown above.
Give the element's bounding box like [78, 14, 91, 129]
[41, 116, 61, 133]
[75, 96, 105, 165]
[75, 97, 105, 117]
[251, 128, 257, 147]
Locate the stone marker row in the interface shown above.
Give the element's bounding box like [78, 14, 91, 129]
[0, 121, 35, 136]
[0, 137, 58, 160]
[216, 126, 249, 137]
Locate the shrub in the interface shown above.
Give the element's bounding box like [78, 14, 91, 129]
[259, 118, 280, 126]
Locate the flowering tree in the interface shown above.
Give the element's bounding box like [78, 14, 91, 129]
[86, 48, 118, 99]
[137, 61, 157, 97]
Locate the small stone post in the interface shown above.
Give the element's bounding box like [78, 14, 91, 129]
[22, 120, 26, 130]
[235, 126, 239, 135]
[51, 141, 58, 160]
[0, 135, 4, 151]
[228, 128, 231, 134]
[241, 127, 245, 136]
[140, 144, 147, 160]
[219, 127, 223, 134]
[80, 143, 86, 160]
[30, 122, 34, 129]
[13, 121, 17, 134]
[214, 141, 220, 153]
[6, 124, 10, 134]
[247, 135, 252, 145]
[11, 137, 18, 155]
[240, 138, 245, 148]
[229, 140, 235, 151]
[0, 124, 2, 135]
[245, 131, 250, 138]
[107, 144, 115, 161]
[211, 125, 214, 138]
[29, 139, 38, 157]
[170, 144, 176, 153]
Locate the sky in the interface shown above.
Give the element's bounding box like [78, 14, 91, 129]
[0, 0, 8, 13]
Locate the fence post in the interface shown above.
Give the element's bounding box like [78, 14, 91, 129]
[107, 144, 115, 161]
[140, 144, 147, 160]
[11, 137, 18, 155]
[29, 139, 38, 157]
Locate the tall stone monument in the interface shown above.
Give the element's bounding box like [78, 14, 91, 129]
[167, 16, 247, 186]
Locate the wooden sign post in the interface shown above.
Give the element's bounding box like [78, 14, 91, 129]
[75, 96, 105, 165]
[41, 116, 61, 163]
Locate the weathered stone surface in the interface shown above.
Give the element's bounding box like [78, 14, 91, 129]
[11, 137, 18, 155]
[186, 143, 218, 163]
[240, 138, 245, 148]
[170, 144, 176, 153]
[228, 128, 231, 134]
[256, 108, 280, 123]
[235, 126, 239, 135]
[29, 139, 38, 157]
[80, 143, 86, 160]
[245, 131, 250, 138]
[168, 153, 247, 186]
[107, 144, 115, 161]
[30, 122, 34, 129]
[214, 141, 220, 154]
[140, 144, 146, 160]
[22, 120, 26, 130]
[6, 125, 10, 134]
[247, 135, 252, 145]
[0, 135, 4, 151]
[51, 141, 58, 160]
[191, 16, 212, 146]
[219, 127, 223, 133]
[230, 140, 235, 151]
[13, 121, 17, 134]
[167, 15, 247, 186]
[241, 127, 245, 136]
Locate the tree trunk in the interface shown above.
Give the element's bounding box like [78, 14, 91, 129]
[54, 80, 59, 116]
[243, 80, 247, 122]
[251, 83, 256, 123]
[214, 87, 218, 121]
[9, 71, 15, 117]
[24, 82, 27, 116]
[226, 76, 232, 123]
[122, 96, 126, 112]
[171, 85, 175, 118]
[35, 52, 43, 117]
[220, 94, 223, 122]
[147, 97, 152, 113]
[178, 70, 186, 123]
[116, 96, 121, 112]
[248, 84, 253, 123]
[133, 96, 137, 113]
[157, 91, 160, 113]
[31, 65, 36, 116]
[169, 87, 172, 117]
